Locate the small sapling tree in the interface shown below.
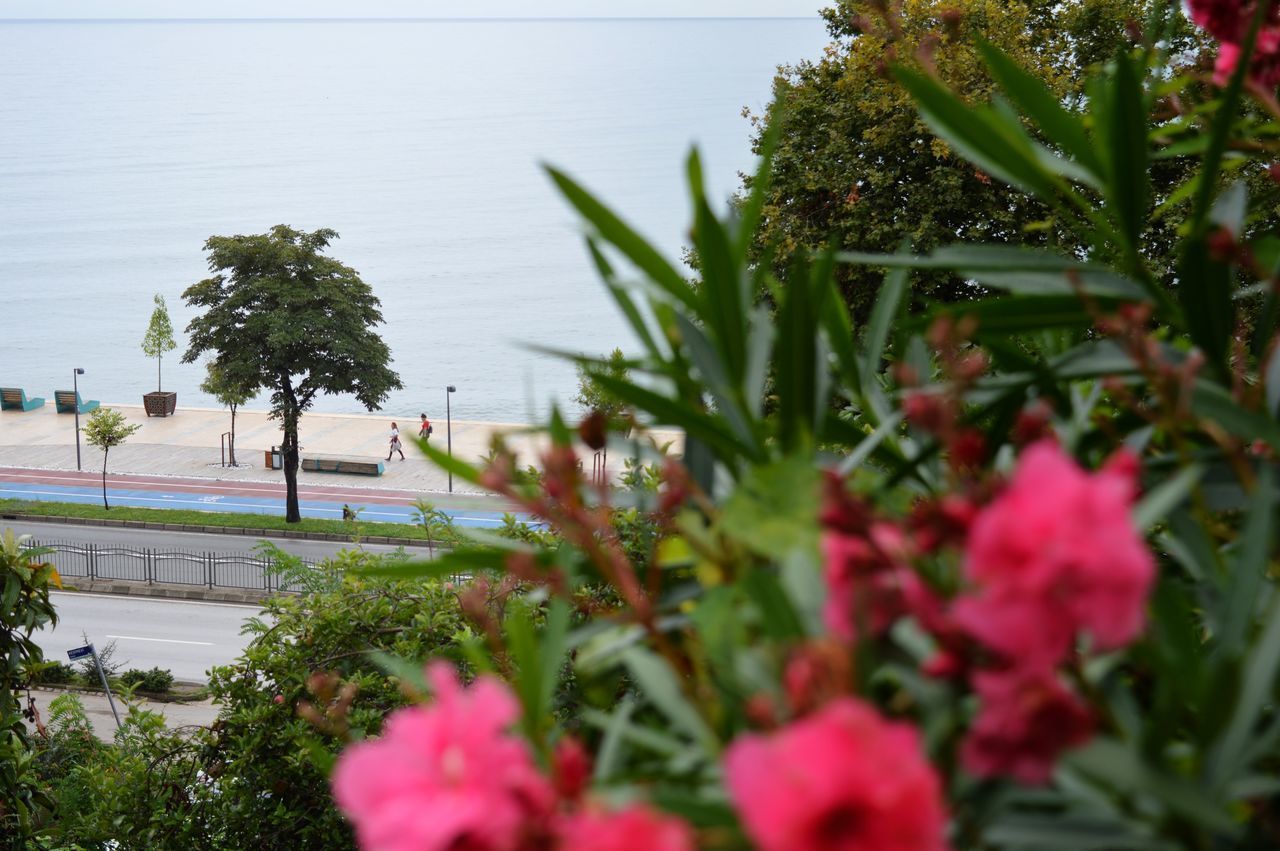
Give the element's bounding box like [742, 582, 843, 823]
[141, 294, 177, 393]
[82, 408, 141, 510]
[200, 361, 256, 467]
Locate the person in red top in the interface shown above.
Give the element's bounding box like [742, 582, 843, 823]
[419, 413, 432, 441]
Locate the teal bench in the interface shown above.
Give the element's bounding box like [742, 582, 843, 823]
[54, 390, 99, 414]
[300, 456, 384, 476]
[0, 388, 45, 411]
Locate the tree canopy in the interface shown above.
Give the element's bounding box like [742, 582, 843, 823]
[741, 0, 1204, 321]
[181, 225, 402, 522]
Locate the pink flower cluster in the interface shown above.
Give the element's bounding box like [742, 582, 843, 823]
[1188, 0, 1280, 87]
[332, 663, 692, 851]
[725, 698, 950, 851]
[954, 441, 1153, 781]
[820, 440, 1155, 784]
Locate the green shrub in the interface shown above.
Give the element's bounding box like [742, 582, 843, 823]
[27, 662, 76, 686]
[118, 667, 174, 694]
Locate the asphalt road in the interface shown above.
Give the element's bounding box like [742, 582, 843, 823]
[3, 518, 424, 561]
[35, 591, 261, 683]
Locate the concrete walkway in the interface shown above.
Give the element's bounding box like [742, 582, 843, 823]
[27, 687, 219, 741]
[0, 403, 679, 495]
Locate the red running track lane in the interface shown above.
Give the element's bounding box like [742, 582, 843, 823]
[0, 467, 432, 507]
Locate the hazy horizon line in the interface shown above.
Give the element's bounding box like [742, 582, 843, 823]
[0, 15, 817, 22]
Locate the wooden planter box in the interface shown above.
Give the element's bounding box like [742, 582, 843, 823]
[143, 391, 177, 417]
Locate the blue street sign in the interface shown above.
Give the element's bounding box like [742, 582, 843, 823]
[67, 644, 94, 660]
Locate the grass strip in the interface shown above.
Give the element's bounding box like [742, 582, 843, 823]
[0, 498, 464, 545]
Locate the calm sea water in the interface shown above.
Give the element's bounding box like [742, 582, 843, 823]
[0, 18, 826, 422]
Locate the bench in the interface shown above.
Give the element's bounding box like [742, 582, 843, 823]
[0, 387, 45, 411]
[300, 456, 384, 476]
[54, 390, 99, 414]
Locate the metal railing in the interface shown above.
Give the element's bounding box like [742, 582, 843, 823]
[21, 538, 314, 594]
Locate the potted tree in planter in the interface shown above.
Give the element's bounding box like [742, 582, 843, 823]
[141, 293, 178, 416]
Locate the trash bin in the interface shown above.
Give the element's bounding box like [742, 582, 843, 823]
[264, 446, 282, 470]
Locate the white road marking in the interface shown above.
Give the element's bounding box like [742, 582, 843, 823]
[107, 634, 215, 646]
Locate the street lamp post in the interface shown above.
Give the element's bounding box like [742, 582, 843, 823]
[446, 385, 456, 493]
[73, 368, 85, 471]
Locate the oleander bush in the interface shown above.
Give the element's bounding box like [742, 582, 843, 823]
[324, 3, 1280, 848]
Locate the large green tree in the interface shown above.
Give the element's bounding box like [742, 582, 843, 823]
[182, 226, 402, 523]
[743, 0, 1203, 321]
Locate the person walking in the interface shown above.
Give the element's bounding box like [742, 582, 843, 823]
[387, 422, 406, 461]
[419, 413, 432, 441]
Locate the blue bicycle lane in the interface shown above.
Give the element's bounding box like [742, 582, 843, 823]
[0, 468, 517, 528]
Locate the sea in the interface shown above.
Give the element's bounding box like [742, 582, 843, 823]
[0, 17, 828, 423]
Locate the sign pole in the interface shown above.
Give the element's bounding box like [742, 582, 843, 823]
[69, 643, 122, 730]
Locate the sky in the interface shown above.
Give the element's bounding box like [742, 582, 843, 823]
[0, 1, 823, 19]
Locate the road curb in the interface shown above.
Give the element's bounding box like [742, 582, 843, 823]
[58, 577, 273, 606]
[1, 511, 440, 549]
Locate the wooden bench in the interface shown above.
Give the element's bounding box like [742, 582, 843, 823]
[54, 390, 99, 414]
[0, 387, 45, 411]
[300, 456, 384, 476]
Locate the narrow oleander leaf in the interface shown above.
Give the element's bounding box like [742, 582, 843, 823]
[621, 647, 719, 753]
[547, 166, 698, 311]
[895, 66, 1057, 199]
[977, 38, 1104, 178]
[860, 254, 910, 392]
[1133, 464, 1203, 529]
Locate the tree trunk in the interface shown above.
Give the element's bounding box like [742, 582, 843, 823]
[229, 403, 238, 466]
[283, 413, 301, 523]
[101, 448, 110, 510]
[157, 355, 162, 393]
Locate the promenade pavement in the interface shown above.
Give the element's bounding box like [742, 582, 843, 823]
[0, 403, 680, 495]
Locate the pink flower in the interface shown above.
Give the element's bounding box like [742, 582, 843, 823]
[822, 523, 913, 640]
[1188, 0, 1251, 42]
[1186, 0, 1280, 88]
[331, 663, 554, 851]
[724, 698, 950, 851]
[1213, 33, 1280, 87]
[961, 667, 1094, 784]
[556, 805, 695, 851]
[952, 441, 1154, 668]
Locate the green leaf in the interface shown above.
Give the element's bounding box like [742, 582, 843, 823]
[720, 455, 821, 563]
[741, 569, 806, 641]
[1066, 738, 1241, 837]
[413, 436, 485, 487]
[1210, 593, 1280, 789]
[359, 547, 503, 579]
[1133, 464, 1203, 529]
[591, 373, 759, 468]
[592, 698, 637, 781]
[859, 251, 910, 392]
[836, 410, 905, 475]
[926, 295, 1108, 335]
[1266, 345, 1280, 417]
[1216, 467, 1275, 658]
[840, 244, 1148, 300]
[1102, 50, 1151, 263]
[895, 66, 1056, 199]
[620, 647, 718, 753]
[580, 705, 684, 757]
[1191, 380, 1280, 453]
[977, 39, 1104, 179]
[546, 166, 698, 312]
[1210, 181, 1248, 236]
[776, 255, 824, 451]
